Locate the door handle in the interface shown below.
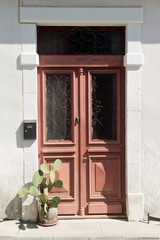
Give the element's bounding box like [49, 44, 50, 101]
[75, 117, 80, 125]
[83, 157, 87, 163]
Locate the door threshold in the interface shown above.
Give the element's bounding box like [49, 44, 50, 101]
[58, 215, 127, 220]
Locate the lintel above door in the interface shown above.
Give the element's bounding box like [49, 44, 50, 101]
[39, 55, 123, 68]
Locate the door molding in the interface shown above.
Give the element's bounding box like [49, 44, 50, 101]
[20, 6, 144, 221]
[39, 55, 123, 68]
[20, 7, 143, 25]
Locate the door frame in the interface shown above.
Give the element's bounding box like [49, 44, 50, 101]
[38, 55, 125, 215]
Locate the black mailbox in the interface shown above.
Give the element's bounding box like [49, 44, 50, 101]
[24, 122, 36, 140]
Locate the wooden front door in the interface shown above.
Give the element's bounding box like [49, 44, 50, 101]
[38, 55, 125, 216]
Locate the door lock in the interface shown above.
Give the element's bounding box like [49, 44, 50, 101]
[83, 157, 87, 163]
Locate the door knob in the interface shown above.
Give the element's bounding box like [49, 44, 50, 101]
[83, 157, 87, 163]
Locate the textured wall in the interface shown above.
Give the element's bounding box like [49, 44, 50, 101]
[141, 2, 160, 218]
[0, 0, 38, 220]
[0, 0, 23, 219]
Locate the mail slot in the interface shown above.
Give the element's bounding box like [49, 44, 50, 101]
[24, 122, 36, 140]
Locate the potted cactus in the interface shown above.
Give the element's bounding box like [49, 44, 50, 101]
[17, 159, 63, 226]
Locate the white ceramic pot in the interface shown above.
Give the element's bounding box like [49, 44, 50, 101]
[38, 207, 58, 226]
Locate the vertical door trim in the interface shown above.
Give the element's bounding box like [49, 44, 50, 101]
[78, 68, 86, 216]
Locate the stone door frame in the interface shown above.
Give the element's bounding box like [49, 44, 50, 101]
[19, 6, 143, 221]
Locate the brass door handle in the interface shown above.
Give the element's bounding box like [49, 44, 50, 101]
[83, 157, 87, 163]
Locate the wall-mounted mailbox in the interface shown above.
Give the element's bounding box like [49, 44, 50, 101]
[23, 121, 36, 140]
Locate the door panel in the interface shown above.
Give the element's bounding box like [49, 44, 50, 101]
[45, 73, 72, 141]
[89, 155, 121, 200]
[38, 68, 79, 215]
[91, 73, 117, 141]
[84, 69, 124, 214]
[38, 65, 125, 215]
[46, 155, 77, 215]
[42, 70, 78, 146]
[88, 202, 122, 214]
[43, 155, 76, 199]
[87, 154, 122, 213]
[87, 69, 121, 145]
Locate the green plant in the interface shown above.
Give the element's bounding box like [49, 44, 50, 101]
[17, 159, 63, 220]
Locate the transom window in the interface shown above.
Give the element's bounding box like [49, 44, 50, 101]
[37, 27, 125, 55]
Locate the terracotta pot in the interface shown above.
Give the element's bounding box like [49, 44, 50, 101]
[38, 207, 58, 226]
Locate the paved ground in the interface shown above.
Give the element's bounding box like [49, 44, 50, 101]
[0, 219, 160, 240]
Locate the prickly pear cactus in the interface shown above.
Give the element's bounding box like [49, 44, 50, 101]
[17, 159, 63, 221]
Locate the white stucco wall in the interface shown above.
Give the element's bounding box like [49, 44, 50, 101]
[0, 0, 160, 220]
[0, 0, 23, 219]
[0, 0, 38, 220]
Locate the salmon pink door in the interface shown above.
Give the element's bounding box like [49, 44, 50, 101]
[38, 27, 125, 216]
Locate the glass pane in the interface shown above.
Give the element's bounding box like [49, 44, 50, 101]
[38, 27, 125, 55]
[92, 74, 117, 140]
[46, 74, 71, 140]
[96, 30, 124, 55]
[38, 28, 66, 55]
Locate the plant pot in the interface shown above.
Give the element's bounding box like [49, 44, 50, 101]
[38, 207, 58, 226]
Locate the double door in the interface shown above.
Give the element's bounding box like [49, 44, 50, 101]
[38, 57, 125, 215]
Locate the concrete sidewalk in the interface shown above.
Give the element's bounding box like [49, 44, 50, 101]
[0, 218, 160, 240]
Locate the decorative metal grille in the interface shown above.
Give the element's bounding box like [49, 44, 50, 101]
[92, 74, 117, 140]
[67, 27, 95, 54]
[38, 27, 125, 55]
[46, 74, 71, 141]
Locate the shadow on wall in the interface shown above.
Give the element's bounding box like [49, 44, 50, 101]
[5, 195, 22, 220]
[4, 183, 37, 222]
[16, 55, 23, 71]
[16, 123, 35, 148]
[21, 183, 38, 223]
